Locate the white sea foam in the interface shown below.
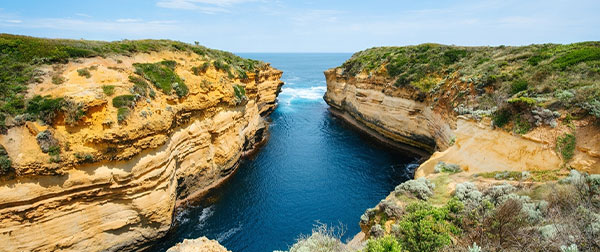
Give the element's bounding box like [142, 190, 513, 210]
[197, 205, 215, 229]
[280, 86, 327, 104]
[216, 223, 242, 243]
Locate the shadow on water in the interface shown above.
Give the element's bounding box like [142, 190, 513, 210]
[148, 53, 421, 252]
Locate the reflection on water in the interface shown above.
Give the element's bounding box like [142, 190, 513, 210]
[150, 53, 419, 252]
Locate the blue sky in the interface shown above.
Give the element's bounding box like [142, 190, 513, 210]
[0, 0, 598, 52]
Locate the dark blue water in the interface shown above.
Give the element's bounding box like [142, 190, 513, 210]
[151, 54, 417, 251]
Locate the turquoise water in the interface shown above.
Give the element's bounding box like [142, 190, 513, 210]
[150, 54, 418, 251]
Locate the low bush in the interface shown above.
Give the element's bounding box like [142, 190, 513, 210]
[129, 76, 149, 97]
[492, 109, 511, 128]
[26, 95, 64, 124]
[556, 133, 576, 161]
[191, 62, 210, 75]
[395, 200, 462, 252]
[77, 68, 91, 78]
[102, 85, 115, 96]
[233, 84, 246, 104]
[117, 107, 130, 123]
[434, 161, 461, 173]
[287, 224, 346, 252]
[112, 95, 136, 108]
[366, 235, 403, 252]
[394, 177, 435, 200]
[0, 145, 12, 175]
[511, 79, 529, 94]
[51, 75, 65, 84]
[553, 47, 600, 69]
[133, 61, 188, 97]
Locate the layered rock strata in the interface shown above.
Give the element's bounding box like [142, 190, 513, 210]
[0, 50, 283, 251]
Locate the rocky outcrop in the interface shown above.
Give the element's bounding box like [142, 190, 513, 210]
[0, 49, 283, 251]
[166, 237, 230, 252]
[324, 45, 600, 176]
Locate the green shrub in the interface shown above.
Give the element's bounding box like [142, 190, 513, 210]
[0, 145, 12, 175]
[51, 75, 65, 84]
[513, 115, 532, 134]
[160, 60, 177, 70]
[237, 69, 249, 80]
[61, 99, 86, 126]
[112, 95, 136, 108]
[48, 145, 60, 156]
[233, 84, 246, 101]
[26, 95, 64, 124]
[395, 200, 462, 252]
[443, 49, 468, 64]
[213, 60, 230, 72]
[394, 177, 435, 200]
[191, 62, 210, 75]
[507, 97, 537, 106]
[129, 76, 149, 96]
[434, 161, 462, 173]
[102, 85, 115, 96]
[288, 224, 345, 252]
[77, 68, 91, 78]
[556, 133, 576, 161]
[511, 80, 528, 94]
[133, 62, 188, 97]
[553, 47, 600, 69]
[492, 109, 511, 128]
[366, 235, 403, 252]
[117, 107, 130, 123]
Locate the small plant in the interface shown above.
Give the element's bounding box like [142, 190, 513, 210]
[366, 235, 403, 252]
[510, 80, 528, 94]
[0, 145, 12, 175]
[191, 62, 210, 75]
[394, 177, 435, 200]
[133, 61, 188, 97]
[51, 75, 65, 84]
[213, 60, 230, 72]
[492, 109, 511, 128]
[77, 68, 91, 78]
[102, 85, 115, 96]
[129, 76, 149, 96]
[112, 95, 136, 108]
[26, 95, 64, 124]
[117, 107, 130, 123]
[233, 84, 246, 104]
[434, 161, 462, 173]
[556, 133, 576, 161]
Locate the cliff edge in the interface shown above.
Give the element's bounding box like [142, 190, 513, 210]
[0, 34, 283, 251]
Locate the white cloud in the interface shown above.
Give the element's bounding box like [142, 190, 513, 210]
[116, 18, 143, 23]
[156, 0, 261, 13]
[5, 19, 22, 23]
[75, 13, 92, 18]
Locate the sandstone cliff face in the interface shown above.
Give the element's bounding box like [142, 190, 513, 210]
[324, 63, 599, 176]
[0, 50, 283, 251]
[166, 237, 230, 252]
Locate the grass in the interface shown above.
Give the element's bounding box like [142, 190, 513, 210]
[556, 133, 576, 161]
[77, 68, 91, 78]
[133, 61, 188, 97]
[0, 33, 267, 128]
[102, 85, 115, 96]
[477, 169, 565, 182]
[191, 62, 210, 75]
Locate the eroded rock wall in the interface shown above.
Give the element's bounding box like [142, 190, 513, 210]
[0, 51, 283, 251]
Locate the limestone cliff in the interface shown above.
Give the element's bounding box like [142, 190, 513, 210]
[166, 237, 230, 252]
[323, 43, 600, 251]
[0, 35, 283, 251]
[325, 43, 600, 176]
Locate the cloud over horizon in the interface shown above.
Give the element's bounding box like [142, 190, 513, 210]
[0, 0, 598, 52]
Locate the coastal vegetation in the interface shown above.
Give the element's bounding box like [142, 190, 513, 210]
[340, 43, 600, 134]
[0, 34, 266, 130]
[287, 170, 600, 252]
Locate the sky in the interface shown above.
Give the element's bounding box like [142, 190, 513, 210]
[0, 0, 599, 52]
